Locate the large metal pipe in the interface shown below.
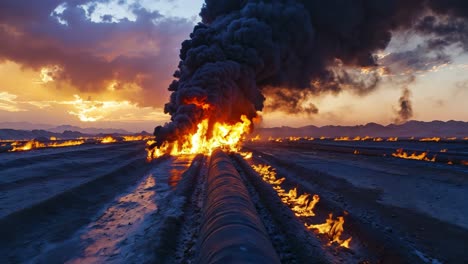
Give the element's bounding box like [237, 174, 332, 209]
[196, 149, 281, 264]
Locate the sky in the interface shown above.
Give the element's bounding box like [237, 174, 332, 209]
[0, 0, 467, 132]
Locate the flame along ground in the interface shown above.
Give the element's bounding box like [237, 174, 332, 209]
[392, 148, 436, 162]
[9, 139, 86, 152]
[146, 115, 251, 161]
[252, 164, 352, 249]
[6, 135, 152, 152]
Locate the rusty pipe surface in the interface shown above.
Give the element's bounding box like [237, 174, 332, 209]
[196, 149, 281, 264]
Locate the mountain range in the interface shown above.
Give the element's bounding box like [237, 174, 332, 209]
[255, 120, 468, 138]
[0, 120, 466, 140]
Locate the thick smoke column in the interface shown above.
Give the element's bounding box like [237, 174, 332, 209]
[154, 0, 468, 146]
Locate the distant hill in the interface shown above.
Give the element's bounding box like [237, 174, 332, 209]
[0, 122, 131, 136]
[0, 120, 466, 140]
[255, 120, 468, 138]
[0, 125, 142, 140]
[47, 125, 130, 134]
[0, 129, 84, 140]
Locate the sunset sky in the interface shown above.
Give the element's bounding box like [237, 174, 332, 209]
[0, 0, 467, 132]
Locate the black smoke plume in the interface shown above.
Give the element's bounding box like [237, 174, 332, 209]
[395, 87, 413, 124]
[154, 0, 468, 147]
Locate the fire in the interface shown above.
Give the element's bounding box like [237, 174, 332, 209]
[334, 136, 350, 141]
[387, 137, 398, 142]
[123, 135, 150, 142]
[47, 140, 85, 148]
[353, 150, 360, 155]
[240, 151, 253, 159]
[9, 140, 45, 151]
[288, 136, 301, 141]
[252, 164, 286, 185]
[306, 213, 352, 248]
[355, 136, 372, 141]
[252, 163, 352, 249]
[183, 98, 211, 110]
[446, 137, 457, 140]
[440, 149, 448, 153]
[250, 134, 261, 142]
[419, 137, 441, 142]
[334, 136, 373, 141]
[100, 136, 117, 144]
[373, 137, 383, 142]
[8, 139, 84, 152]
[392, 148, 436, 162]
[252, 164, 319, 217]
[147, 115, 251, 161]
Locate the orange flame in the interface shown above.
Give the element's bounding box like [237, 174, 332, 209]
[123, 135, 151, 142]
[183, 98, 211, 110]
[250, 134, 261, 142]
[8, 139, 85, 152]
[146, 115, 251, 161]
[252, 163, 352, 248]
[387, 137, 398, 142]
[419, 137, 441, 142]
[100, 136, 117, 144]
[334, 136, 350, 141]
[306, 213, 352, 248]
[252, 164, 320, 217]
[392, 148, 436, 162]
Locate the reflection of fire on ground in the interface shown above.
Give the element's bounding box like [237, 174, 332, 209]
[252, 163, 352, 249]
[67, 174, 157, 263]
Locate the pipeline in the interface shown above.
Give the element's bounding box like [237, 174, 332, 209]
[196, 149, 280, 264]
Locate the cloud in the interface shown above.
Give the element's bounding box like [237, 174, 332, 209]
[0, 0, 194, 107]
[0, 91, 24, 112]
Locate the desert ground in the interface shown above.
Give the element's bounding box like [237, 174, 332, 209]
[0, 138, 467, 263]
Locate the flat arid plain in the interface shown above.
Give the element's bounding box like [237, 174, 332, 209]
[1, 135, 467, 263]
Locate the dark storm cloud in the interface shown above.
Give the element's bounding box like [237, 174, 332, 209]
[0, 0, 194, 106]
[153, 0, 468, 146]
